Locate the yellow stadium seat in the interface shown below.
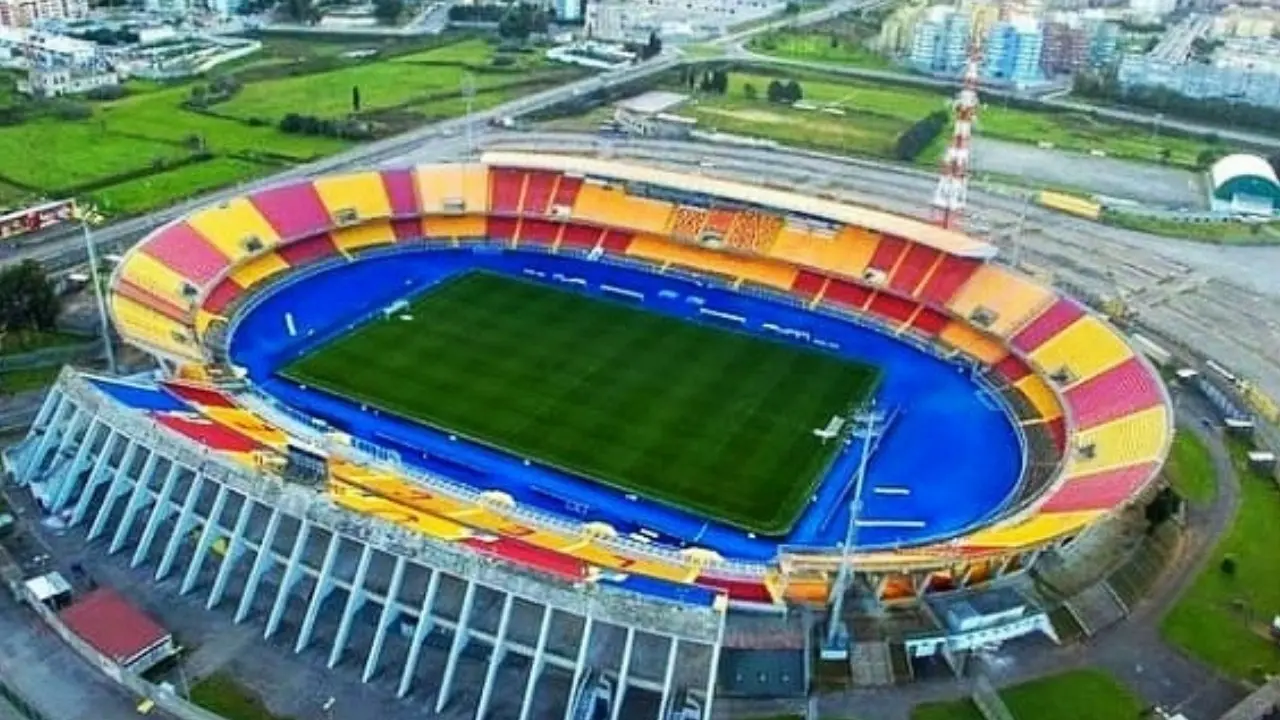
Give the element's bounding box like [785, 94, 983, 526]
[725, 211, 783, 254]
[415, 164, 489, 214]
[424, 214, 487, 239]
[118, 252, 198, 312]
[1066, 405, 1169, 477]
[194, 309, 222, 338]
[768, 224, 879, 279]
[331, 220, 396, 253]
[228, 251, 290, 290]
[201, 407, 290, 449]
[626, 234, 797, 289]
[1014, 374, 1063, 421]
[572, 184, 672, 234]
[938, 321, 1007, 364]
[960, 510, 1100, 549]
[947, 265, 1053, 337]
[110, 295, 201, 361]
[1029, 317, 1132, 387]
[186, 198, 282, 261]
[329, 479, 472, 541]
[313, 172, 392, 222]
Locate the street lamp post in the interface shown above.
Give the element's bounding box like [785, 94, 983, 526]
[80, 214, 117, 375]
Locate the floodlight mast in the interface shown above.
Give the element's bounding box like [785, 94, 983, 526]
[824, 404, 878, 652]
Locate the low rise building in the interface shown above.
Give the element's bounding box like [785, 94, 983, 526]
[19, 63, 118, 96]
[585, 0, 787, 42]
[0, 0, 86, 28]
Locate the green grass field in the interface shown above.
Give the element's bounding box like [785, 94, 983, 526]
[673, 69, 1229, 172]
[1102, 210, 1280, 245]
[910, 669, 1144, 720]
[1161, 439, 1280, 681]
[87, 157, 273, 216]
[1163, 429, 1217, 505]
[190, 673, 295, 720]
[282, 272, 879, 533]
[748, 29, 893, 70]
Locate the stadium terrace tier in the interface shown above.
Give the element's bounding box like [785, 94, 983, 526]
[70, 152, 1172, 611]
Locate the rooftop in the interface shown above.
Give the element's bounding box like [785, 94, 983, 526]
[58, 587, 170, 666]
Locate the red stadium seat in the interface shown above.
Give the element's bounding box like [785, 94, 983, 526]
[559, 224, 601, 250]
[249, 182, 331, 240]
[1047, 416, 1067, 453]
[696, 575, 774, 604]
[1011, 297, 1085, 353]
[1040, 462, 1156, 512]
[910, 306, 949, 335]
[599, 229, 633, 253]
[824, 278, 872, 310]
[917, 256, 979, 305]
[391, 218, 421, 241]
[520, 171, 559, 215]
[154, 414, 259, 453]
[1064, 356, 1162, 429]
[889, 244, 940, 296]
[489, 168, 524, 214]
[520, 219, 561, 246]
[380, 169, 419, 216]
[143, 223, 229, 285]
[463, 536, 587, 581]
[550, 175, 583, 209]
[868, 291, 917, 324]
[790, 270, 826, 299]
[201, 277, 243, 316]
[163, 382, 236, 408]
[867, 235, 906, 273]
[993, 354, 1032, 384]
[486, 216, 519, 241]
[277, 234, 338, 267]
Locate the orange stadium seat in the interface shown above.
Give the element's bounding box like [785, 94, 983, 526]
[669, 206, 708, 240]
[938, 321, 1006, 364]
[724, 211, 783, 254]
[704, 208, 736, 235]
[947, 265, 1053, 337]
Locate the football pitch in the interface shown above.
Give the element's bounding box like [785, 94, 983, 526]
[281, 272, 881, 533]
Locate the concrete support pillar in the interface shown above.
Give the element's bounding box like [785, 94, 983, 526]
[69, 430, 122, 527]
[396, 569, 442, 699]
[264, 520, 311, 640]
[609, 627, 636, 720]
[328, 544, 373, 669]
[179, 484, 229, 596]
[518, 607, 553, 720]
[131, 462, 181, 568]
[435, 580, 478, 714]
[658, 637, 680, 720]
[49, 418, 103, 513]
[86, 440, 139, 542]
[362, 556, 406, 683]
[33, 401, 81, 484]
[564, 616, 595, 720]
[234, 508, 281, 624]
[702, 626, 726, 720]
[295, 532, 342, 654]
[156, 473, 205, 581]
[18, 393, 69, 482]
[43, 411, 90, 496]
[208, 498, 255, 610]
[475, 593, 514, 720]
[108, 449, 160, 554]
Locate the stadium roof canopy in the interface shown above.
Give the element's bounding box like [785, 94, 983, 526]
[1210, 154, 1280, 204]
[482, 151, 997, 259]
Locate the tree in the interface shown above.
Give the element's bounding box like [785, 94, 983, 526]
[1158, 147, 1172, 164]
[352, 85, 362, 113]
[712, 69, 729, 94]
[1221, 554, 1237, 576]
[743, 82, 758, 101]
[766, 79, 785, 103]
[373, 0, 402, 24]
[0, 261, 59, 338]
[784, 79, 803, 103]
[1196, 148, 1220, 169]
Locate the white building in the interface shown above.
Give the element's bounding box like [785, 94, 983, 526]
[20, 64, 118, 96]
[555, 0, 582, 23]
[0, 26, 97, 65]
[585, 0, 787, 42]
[0, 0, 86, 27]
[1126, 0, 1175, 21]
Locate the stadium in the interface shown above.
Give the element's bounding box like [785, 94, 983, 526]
[6, 151, 1173, 718]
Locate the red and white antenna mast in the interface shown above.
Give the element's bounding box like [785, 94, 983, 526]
[932, 35, 983, 230]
